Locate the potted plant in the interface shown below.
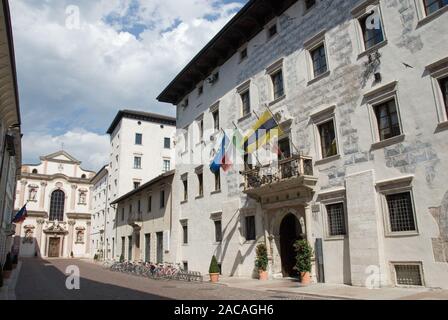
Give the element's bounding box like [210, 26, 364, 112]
[209, 255, 220, 283]
[255, 243, 268, 280]
[293, 239, 313, 285]
[3, 253, 13, 279]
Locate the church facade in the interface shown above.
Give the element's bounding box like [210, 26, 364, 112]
[14, 151, 95, 258]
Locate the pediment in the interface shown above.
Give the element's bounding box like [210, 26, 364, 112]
[40, 150, 81, 164]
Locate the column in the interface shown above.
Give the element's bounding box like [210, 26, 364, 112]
[70, 185, 77, 210]
[67, 220, 76, 256]
[304, 204, 317, 283]
[39, 182, 47, 210]
[35, 218, 45, 256]
[86, 221, 91, 255]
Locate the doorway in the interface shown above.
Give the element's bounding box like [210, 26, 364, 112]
[156, 232, 163, 264]
[280, 214, 302, 277]
[48, 238, 60, 258]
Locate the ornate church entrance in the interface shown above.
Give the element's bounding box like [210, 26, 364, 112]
[48, 238, 60, 258]
[280, 214, 302, 277]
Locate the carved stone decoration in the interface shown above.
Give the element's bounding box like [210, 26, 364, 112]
[56, 182, 63, 189]
[78, 189, 87, 205]
[23, 225, 35, 244]
[28, 184, 39, 201]
[75, 229, 85, 244]
[43, 220, 68, 235]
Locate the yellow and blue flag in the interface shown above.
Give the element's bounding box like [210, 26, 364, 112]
[243, 110, 282, 154]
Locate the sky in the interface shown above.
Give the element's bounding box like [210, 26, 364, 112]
[10, 0, 247, 171]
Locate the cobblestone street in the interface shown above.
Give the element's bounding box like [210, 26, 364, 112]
[15, 258, 320, 300]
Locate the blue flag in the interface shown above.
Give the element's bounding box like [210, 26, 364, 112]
[12, 204, 28, 223]
[210, 132, 230, 173]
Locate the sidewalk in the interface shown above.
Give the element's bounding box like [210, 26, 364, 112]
[0, 261, 22, 300]
[218, 276, 448, 300]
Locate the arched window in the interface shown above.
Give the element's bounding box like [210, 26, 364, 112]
[81, 174, 86, 179]
[49, 190, 65, 221]
[32, 169, 38, 174]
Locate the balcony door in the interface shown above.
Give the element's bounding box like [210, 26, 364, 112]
[278, 137, 291, 160]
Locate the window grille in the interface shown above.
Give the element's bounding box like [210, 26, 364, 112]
[386, 192, 416, 232]
[374, 99, 401, 141]
[311, 44, 328, 77]
[326, 203, 346, 236]
[394, 264, 423, 286]
[49, 190, 65, 221]
[271, 70, 284, 99]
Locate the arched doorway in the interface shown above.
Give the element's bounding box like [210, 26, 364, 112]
[49, 190, 65, 221]
[280, 213, 303, 277]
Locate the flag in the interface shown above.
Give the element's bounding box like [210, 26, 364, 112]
[209, 132, 231, 173]
[222, 129, 244, 172]
[12, 204, 28, 224]
[243, 110, 283, 154]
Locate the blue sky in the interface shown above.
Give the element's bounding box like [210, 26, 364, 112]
[10, 0, 247, 170]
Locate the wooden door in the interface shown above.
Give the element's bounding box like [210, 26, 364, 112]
[48, 238, 60, 258]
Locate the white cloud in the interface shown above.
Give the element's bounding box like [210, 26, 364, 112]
[10, 0, 245, 168]
[22, 129, 109, 171]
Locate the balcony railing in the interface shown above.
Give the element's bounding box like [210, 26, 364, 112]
[242, 154, 314, 192]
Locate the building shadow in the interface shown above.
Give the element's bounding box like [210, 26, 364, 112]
[15, 258, 172, 300]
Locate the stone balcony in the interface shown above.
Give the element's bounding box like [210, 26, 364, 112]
[241, 154, 317, 199]
[127, 212, 143, 229]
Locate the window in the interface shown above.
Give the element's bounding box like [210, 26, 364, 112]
[245, 216, 256, 241]
[49, 190, 65, 221]
[183, 262, 188, 271]
[241, 90, 251, 116]
[214, 171, 221, 192]
[374, 99, 401, 141]
[197, 173, 203, 197]
[278, 137, 291, 160]
[268, 24, 277, 39]
[440, 77, 448, 117]
[164, 137, 171, 149]
[424, 0, 448, 15]
[359, 10, 384, 50]
[135, 133, 142, 145]
[182, 178, 188, 202]
[318, 120, 338, 158]
[121, 237, 125, 256]
[160, 190, 165, 208]
[271, 70, 284, 100]
[134, 156, 142, 169]
[133, 181, 140, 189]
[32, 169, 38, 174]
[198, 119, 204, 142]
[183, 224, 188, 244]
[137, 200, 141, 213]
[311, 44, 328, 77]
[386, 192, 416, 232]
[148, 196, 152, 212]
[121, 208, 125, 221]
[394, 264, 423, 286]
[213, 110, 220, 131]
[240, 48, 248, 61]
[326, 203, 346, 236]
[163, 160, 171, 172]
[198, 85, 203, 96]
[305, 0, 316, 10]
[215, 220, 222, 243]
[129, 204, 133, 215]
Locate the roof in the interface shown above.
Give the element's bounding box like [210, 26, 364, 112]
[40, 150, 81, 164]
[106, 109, 176, 134]
[157, 0, 298, 105]
[111, 170, 175, 205]
[90, 165, 109, 184]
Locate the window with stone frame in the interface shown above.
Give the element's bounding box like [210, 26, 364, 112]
[439, 76, 448, 117]
[423, 0, 448, 15]
[214, 170, 221, 192]
[318, 119, 338, 159]
[160, 190, 165, 208]
[213, 109, 220, 131]
[245, 215, 256, 241]
[135, 133, 143, 145]
[182, 176, 188, 202]
[373, 98, 401, 141]
[271, 70, 284, 100]
[182, 224, 188, 244]
[164, 137, 171, 149]
[358, 9, 385, 50]
[240, 47, 248, 61]
[134, 156, 142, 169]
[197, 172, 204, 197]
[305, 0, 316, 10]
[148, 195, 152, 213]
[386, 192, 417, 233]
[241, 90, 251, 117]
[215, 220, 223, 243]
[326, 203, 347, 236]
[267, 24, 277, 39]
[311, 43, 328, 77]
[163, 159, 171, 172]
[121, 208, 125, 221]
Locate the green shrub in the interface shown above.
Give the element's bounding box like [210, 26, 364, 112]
[3, 253, 12, 271]
[209, 256, 220, 274]
[293, 240, 313, 273]
[255, 243, 268, 272]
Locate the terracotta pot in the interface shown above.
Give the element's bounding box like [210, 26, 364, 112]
[3, 271, 11, 279]
[209, 273, 220, 283]
[258, 270, 268, 281]
[300, 272, 311, 285]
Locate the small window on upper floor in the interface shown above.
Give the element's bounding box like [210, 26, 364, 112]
[164, 137, 171, 149]
[240, 90, 251, 117]
[133, 181, 140, 190]
[81, 174, 86, 179]
[318, 119, 338, 159]
[240, 48, 248, 61]
[267, 24, 277, 39]
[373, 98, 402, 141]
[198, 85, 204, 96]
[440, 76, 448, 118]
[212, 109, 220, 131]
[271, 70, 284, 100]
[424, 0, 448, 15]
[311, 43, 328, 78]
[358, 8, 385, 51]
[305, 0, 316, 10]
[135, 133, 143, 145]
[32, 169, 38, 174]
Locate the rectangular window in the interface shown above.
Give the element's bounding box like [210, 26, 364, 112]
[394, 264, 423, 286]
[137, 200, 141, 212]
[197, 173, 204, 197]
[145, 234, 151, 262]
[318, 120, 337, 159]
[134, 156, 142, 169]
[215, 220, 222, 243]
[240, 48, 248, 60]
[241, 90, 251, 117]
[268, 24, 277, 39]
[311, 44, 328, 77]
[214, 171, 221, 191]
[164, 137, 171, 149]
[439, 77, 448, 117]
[183, 261, 188, 271]
[386, 192, 416, 232]
[278, 137, 291, 160]
[160, 190, 165, 208]
[133, 182, 140, 189]
[271, 70, 284, 100]
[198, 85, 203, 96]
[135, 133, 142, 145]
[183, 225, 188, 244]
[424, 0, 448, 15]
[374, 99, 401, 141]
[305, 0, 316, 10]
[148, 196, 152, 213]
[129, 204, 132, 214]
[198, 119, 204, 141]
[359, 10, 384, 50]
[213, 110, 220, 131]
[163, 160, 171, 172]
[245, 216, 256, 241]
[121, 236, 125, 256]
[183, 179, 188, 201]
[326, 203, 346, 236]
[121, 208, 125, 221]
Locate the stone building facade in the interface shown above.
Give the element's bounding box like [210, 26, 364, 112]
[90, 165, 109, 259]
[14, 151, 95, 258]
[157, 0, 448, 288]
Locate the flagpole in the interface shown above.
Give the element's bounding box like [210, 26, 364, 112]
[233, 120, 262, 167]
[264, 104, 301, 155]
